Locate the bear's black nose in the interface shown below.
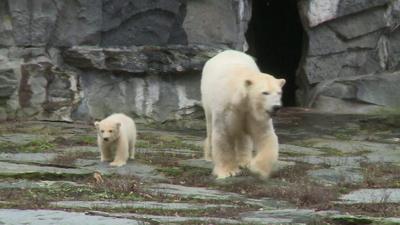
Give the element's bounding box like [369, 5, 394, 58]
[272, 105, 282, 113]
[103, 137, 109, 141]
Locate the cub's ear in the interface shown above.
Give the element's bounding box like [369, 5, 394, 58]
[116, 122, 121, 129]
[245, 79, 253, 87]
[278, 79, 286, 87]
[94, 121, 100, 129]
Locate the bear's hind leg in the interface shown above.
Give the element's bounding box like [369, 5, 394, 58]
[129, 135, 136, 160]
[110, 138, 129, 167]
[203, 109, 212, 161]
[211, 130, 240, 179]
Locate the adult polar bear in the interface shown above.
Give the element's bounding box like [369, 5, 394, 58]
[201, 50, 285, 179]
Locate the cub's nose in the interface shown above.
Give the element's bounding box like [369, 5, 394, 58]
[272, 105, 282, 113]
[103, 137, 109, 141]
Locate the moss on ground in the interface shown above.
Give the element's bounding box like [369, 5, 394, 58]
[137, 132, 201, 151]
[0, 139, 55, 153]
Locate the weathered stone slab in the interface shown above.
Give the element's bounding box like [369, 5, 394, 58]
[101, 0, 186, 46]
[147, 183, 242, 201]
[240, 209, 338, 225]
[63, 146, 98, 153]
[136, 148, 199, 157]
[88, 211, 241, 224]
[308, 166, 364, 186]
[0, 153, 58, 164]
[286, 155, 363, 167]
[83, 161, 167, 182]
[297, 138, 400, 154]
[299, 0, 390, 27]
[147, 182, 290, 209]
[50, 200, 236, 211]
[0, 209, 143, 225]
[331, 214, 400, 225]
[280, 144, 322, 156]
[365, 150, 400, 165]
[307, 25, 381, 56]
[329, 7, 387, 39]
[63, 46, 221, 74]
[0, 133, 53, 145]
[178, 159, 295, 172]
[0, 68, 18, 97]
[184, 0, 250, 49]
[339, 188, 400, 203]
[75, 69, 202, 122]
[0, 180, 85, 190]
[303, 50, 381, 84]
[178, 159, 213, 169]
[0, 161, 92, 178]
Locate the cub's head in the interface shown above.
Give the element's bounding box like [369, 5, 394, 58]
[94, 120, 121, 142]
[246, 73, 285, 120]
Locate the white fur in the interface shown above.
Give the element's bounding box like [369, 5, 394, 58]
[95, 113, 137, 167]
[201, 50, 285, 179]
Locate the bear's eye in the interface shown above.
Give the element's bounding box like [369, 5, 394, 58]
[109, 130, 113, 133]
[101, 130, 104, 133]
[262, 91, 270, 95]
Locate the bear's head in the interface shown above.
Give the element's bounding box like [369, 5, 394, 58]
[246, 73, 285, 120]
[94, 120, 121, 142]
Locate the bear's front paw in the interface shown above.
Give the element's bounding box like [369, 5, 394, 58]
[237, 159, 251, 168]
[213, 167, 241, 179]
[109, 161, 126, 167]
[249, 160, 271, 178]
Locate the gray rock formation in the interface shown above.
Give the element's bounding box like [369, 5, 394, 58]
[298, 0, 400, 112]
[1, 0, 400, 121]
[0, 0, 250, 122]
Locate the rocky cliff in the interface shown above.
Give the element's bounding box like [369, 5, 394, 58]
[0, 0, 250, 122]
[1, 0, 399, 122]
[298, 0, 400, 113]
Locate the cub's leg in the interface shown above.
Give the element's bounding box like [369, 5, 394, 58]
[110, 137, 129, 167]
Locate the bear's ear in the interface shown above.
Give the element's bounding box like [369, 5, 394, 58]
[116, 122, 121, 129]
[94, 121, 100, 129]
[278, 79, 286, 87]
[245, 79, 253, 87]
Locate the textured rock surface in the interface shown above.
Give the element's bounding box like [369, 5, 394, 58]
[298, 0, 400, 112]
[50, 200, 236, 210]
[0, 209, 143, 225]
[0, 0, 250, 122]
[339, 188, 400, 204]
[0, 112, 399, 224]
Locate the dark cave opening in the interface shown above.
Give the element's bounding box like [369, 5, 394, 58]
[246, 0, 304, 106]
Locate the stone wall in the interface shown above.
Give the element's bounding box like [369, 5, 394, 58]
[1, 0, 400, 122]
[0, 0, 251, 122]
[298, 0, 400, 113]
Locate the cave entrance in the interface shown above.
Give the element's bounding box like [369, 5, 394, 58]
[246, 0, 304, 106]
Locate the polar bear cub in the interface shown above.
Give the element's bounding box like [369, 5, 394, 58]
[201, 50, 285, 179]
[94, 113, 137, 167]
